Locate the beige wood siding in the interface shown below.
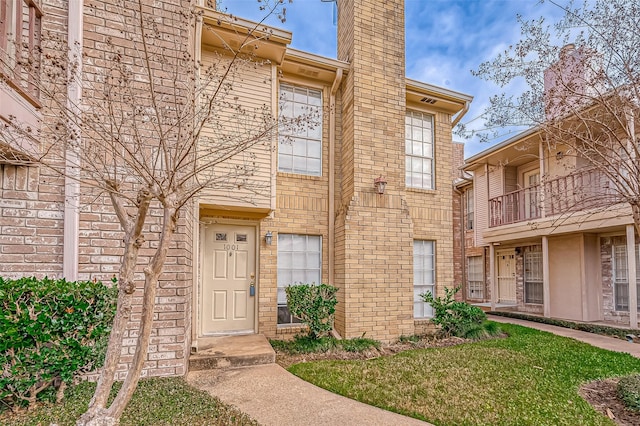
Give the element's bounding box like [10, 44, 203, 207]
[504, 166, 517, 193]
[475, 167, 488, 247]
[488, 165, 503, 198]
[198, 48, 274, 210]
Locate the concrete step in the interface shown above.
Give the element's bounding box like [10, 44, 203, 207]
[189, 334, 275, 372]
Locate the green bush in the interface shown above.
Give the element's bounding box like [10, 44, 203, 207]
[421, 286, 497, 338]
[0, 276, 117, 409]
[617, 374, 640, 411]
[284, 283, 338, 339]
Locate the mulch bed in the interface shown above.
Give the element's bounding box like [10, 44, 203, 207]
[580, 379, 640, 426]
[274, 335, 469, 368]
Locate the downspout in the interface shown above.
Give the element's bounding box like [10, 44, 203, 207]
[63, 0, 83, 280]
[453, 186, 466, 301]
[451, 100, 470, 127]
[328, 68, 343, 287]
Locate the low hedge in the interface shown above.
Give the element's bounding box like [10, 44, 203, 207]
[0, 276, 117, 409]
[488, 311, 640, 340]
[618, 374, 640, 411]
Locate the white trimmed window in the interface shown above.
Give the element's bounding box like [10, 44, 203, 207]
[0, 0, 42, 99]
[405, 111, 434, 190]
[612, 244, 640, 312]
[414, 240, 435, 318]
[464, 188, 474, 230]
[277, 234, 322, 325]
[467, 256, 483, 299]
[278, 83, 322, 176]
[524, 249, 543, 304]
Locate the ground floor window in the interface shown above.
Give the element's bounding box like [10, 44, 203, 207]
[524, 250, 543, 304]
[277, 234, 322, 324]
[612, 244, 640, 312]
[466, 256, 484, 299]
[414, 240, 435, 318]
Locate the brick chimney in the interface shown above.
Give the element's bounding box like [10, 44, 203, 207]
[334, 0, 415, 341]
[544, 44, 596, 120]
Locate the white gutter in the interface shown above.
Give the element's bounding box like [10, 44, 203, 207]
[451, 99, 470, 127]
[328, 68, 343, 286]
[63, 0, 83, 280]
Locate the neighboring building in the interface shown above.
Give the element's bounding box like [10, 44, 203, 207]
[1, 0, 471, 377]
[457, 45, 640, 327]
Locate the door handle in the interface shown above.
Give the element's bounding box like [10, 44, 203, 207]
[250, 273, 255, 296]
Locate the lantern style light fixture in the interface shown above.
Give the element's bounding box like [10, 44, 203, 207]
[374, 175, 387, 194]
[264, 230, 273, 246]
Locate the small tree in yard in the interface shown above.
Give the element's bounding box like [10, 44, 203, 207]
[1, 1, 291, 424]
[468, 0, 640, 235]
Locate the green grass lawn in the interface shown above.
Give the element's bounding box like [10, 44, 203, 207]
[288, 323, 640, 426]
[0, 377, 257, 426]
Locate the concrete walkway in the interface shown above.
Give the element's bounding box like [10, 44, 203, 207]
[187, 364, 431, 426]
[489, 314, 640, 358]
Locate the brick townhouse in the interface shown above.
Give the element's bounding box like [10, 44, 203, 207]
[0, 0, 471, 377]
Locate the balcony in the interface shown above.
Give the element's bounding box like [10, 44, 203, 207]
[489, 167, 621, 227]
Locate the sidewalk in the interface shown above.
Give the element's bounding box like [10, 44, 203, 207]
[188, 363, 431, 426]
[488, 314, 640, 358]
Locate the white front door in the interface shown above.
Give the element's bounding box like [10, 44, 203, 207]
[497, 250, 516, 303]
[201, 224, 256, 335]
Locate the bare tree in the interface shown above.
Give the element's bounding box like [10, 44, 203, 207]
[1, 1, 289, 424]
[468, 0, 640, 234]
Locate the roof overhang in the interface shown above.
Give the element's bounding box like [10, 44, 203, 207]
[198, 7, 292, 65]
[406, 79, 473, 117]
[464, 127, 543, 171]
[280, 48, 350, 84]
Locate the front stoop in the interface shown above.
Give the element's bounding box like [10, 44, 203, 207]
[189, 334, 275, 371]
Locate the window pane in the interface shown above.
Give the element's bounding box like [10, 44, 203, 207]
[307, 158, 321, 175]
[293, 156, 307, 173]
[279, 84, 323, 175]
[278, 234, 322, 324]
[414, 240, 435, 318]
[405, 112, 435, 189]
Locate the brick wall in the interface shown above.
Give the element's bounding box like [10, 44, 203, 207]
[0, 0, 193, 378]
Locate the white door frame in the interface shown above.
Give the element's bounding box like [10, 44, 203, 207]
[197, 218, 260, 337]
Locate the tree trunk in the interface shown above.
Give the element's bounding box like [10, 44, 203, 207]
[77, 192, 152, 426]
[77, 201, 178, 426]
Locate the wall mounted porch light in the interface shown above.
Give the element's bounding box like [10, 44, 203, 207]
[264, 230, 273, 246]
[374, 175, 387, 194]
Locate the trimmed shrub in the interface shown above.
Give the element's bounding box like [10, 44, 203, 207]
[489, 311, 640, 339]
[285, 283, 338, 339]
[421, 286, 498, 339]
[617, 374, 640, 411]
[0, 276, 117, 409]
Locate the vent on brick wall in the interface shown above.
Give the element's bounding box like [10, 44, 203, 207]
[420, 97, 437, 104]
[297, 67, 319, 78]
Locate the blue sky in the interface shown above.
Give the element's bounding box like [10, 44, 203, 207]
[219, 0, 568, 157]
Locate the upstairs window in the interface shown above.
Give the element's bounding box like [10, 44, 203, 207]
[406, 111, 434, 190]
[0, 0, 42, 101]
[278, 83, 322, 176]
